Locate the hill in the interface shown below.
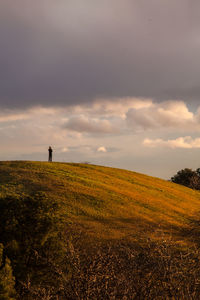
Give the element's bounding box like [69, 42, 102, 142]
[1, 160, 200, 244]
[1, 161, 200, 299]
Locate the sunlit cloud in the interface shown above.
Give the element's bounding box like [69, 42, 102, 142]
[143, 136, 200, 149]
[71, 98, 153, 119]
[126, 101, 195, 131]
[0, 99, 200, 138]
[97, 146, 107, 153]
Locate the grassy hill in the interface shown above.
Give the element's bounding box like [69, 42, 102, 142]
[1, 161, 200, 299]
[1, 161, 200, 244]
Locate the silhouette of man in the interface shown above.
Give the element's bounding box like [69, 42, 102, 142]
[48, 146, 53, 162]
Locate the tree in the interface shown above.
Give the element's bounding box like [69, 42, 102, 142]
[171, 168, 200, 190]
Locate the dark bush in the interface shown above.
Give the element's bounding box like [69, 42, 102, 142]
[171, 168, 200, 190]
[0, 193, 70, 298]
[0, 243, 16, 300]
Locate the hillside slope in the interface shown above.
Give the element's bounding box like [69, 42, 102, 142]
[1, 160, 200, 245]
[1, 161, 200, 299]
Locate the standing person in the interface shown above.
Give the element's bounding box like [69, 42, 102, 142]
[48, 146, 53, 162]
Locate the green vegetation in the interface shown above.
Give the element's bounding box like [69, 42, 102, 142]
[1, 161, 200, 298]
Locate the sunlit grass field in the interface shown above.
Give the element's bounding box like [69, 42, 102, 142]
[1, 160, 200, 247]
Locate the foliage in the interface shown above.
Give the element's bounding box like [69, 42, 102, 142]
[0, 244, 16, 300]
[171, 168, 200, 190]
[0, 193, 69, 298]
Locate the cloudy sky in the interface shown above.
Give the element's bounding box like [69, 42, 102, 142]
[1, 0, 200, 179]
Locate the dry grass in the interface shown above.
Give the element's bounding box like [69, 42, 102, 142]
[1, 160, 200, 247]
[20, 237, 200, 299]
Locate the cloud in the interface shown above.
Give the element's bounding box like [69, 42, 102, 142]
[63, 116, 119, 134]
[0, 106, 61, 123]
[71, 98, 153, 119]
[126, 101, 195, 131]
[1, 1, 200, 108]
[0, 99, 199, 135]
[143, 136, 200, 149]
[0, 113, 29, 123]
[97, 146, 107, 153]
[62, 99, 200, 135]
[2, 97, 200, 179]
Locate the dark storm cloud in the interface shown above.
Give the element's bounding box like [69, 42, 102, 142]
[1, 0, 200, 108]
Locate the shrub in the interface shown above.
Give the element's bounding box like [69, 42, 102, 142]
[0, 243, 16, 300]
[171, 168, 200, 189]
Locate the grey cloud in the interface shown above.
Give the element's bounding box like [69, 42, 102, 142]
[63, 116, 118, 134]
[143, 136, 200, 149]
[1, 1, 200, 109]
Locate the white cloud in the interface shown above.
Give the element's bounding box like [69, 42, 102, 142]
[143, 136, 200, 149]
[97, 146, 107, 153]
[126, 100, 195, 131]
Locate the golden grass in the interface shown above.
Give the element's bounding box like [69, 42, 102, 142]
[1, 160, 200, 246]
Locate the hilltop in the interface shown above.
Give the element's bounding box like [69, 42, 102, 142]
[1, 161, 200, 244]
[1, 161, 200, 299]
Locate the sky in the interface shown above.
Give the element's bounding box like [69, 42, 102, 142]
[1, 0, 200, 179]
